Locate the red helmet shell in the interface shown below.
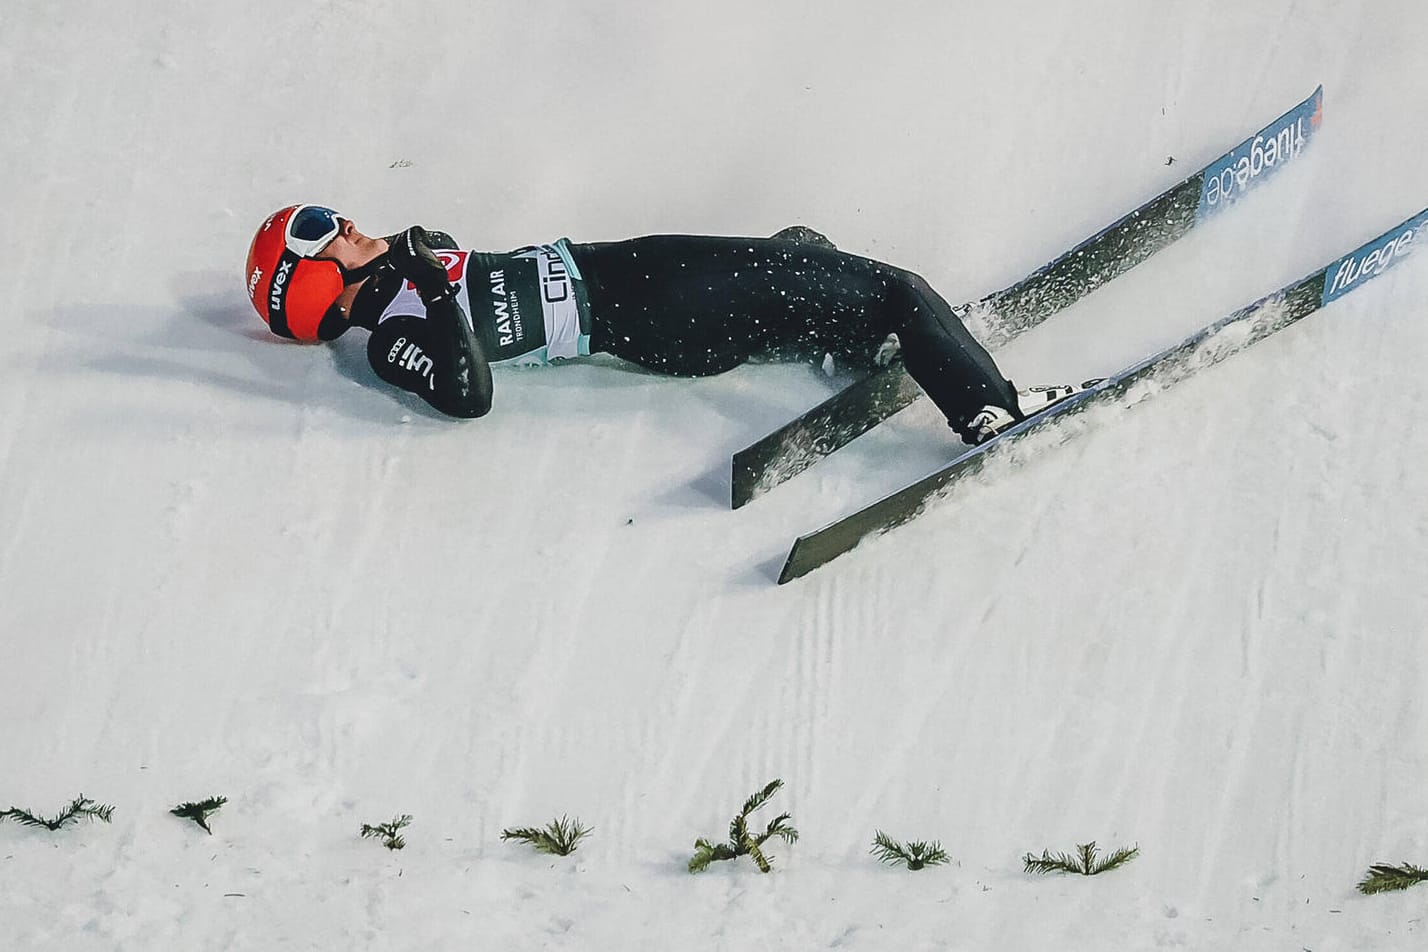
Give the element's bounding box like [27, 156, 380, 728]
[245, 206, 345, 342]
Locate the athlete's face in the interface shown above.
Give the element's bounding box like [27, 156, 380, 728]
[315, 219, 389, 321]
[315, 219, 385, 270]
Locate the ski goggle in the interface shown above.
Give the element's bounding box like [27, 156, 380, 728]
[284, 204, 343, 258]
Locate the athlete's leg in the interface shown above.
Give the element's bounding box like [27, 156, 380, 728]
[571, 236, 1017, 432]
[878, 264, 1020, 432]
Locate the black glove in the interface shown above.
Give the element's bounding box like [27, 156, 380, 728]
[387, 226, 456, 302]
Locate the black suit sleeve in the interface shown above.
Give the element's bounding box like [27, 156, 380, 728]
[368, 226, 494, 418]
[367, 300, 494, 418]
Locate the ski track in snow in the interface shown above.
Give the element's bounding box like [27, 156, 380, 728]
[5, 1, 1428, 950]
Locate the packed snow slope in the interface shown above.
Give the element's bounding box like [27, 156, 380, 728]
[3, 2, 1428, 949]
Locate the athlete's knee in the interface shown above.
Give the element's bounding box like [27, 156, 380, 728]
[769, 225, 837, 250]
[884, 265, 936, 300]
[872, 267, 942, 324]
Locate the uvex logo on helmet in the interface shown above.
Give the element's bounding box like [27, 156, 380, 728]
[244, 205, 348, 342]
[268, 256, 295, 317]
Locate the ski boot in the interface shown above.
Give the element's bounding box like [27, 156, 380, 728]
[959, 381, 1102, 445]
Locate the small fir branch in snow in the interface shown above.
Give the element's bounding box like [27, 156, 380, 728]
[170, 796, 227, 834]
[1023, 841, 1139, 876]
[1357, 862, 1428, 895]
[688, 779, 799, 874]
[501, 815, 593, 856]
[0, 795, 115, 831]
[360, 815, 412, 851]
[870, 830, 950, 871]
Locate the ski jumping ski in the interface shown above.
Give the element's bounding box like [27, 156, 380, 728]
[777, 205, 1428, 584]
[732, 86, 1325, 509]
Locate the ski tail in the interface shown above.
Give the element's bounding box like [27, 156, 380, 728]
[731, 365, 922, 508]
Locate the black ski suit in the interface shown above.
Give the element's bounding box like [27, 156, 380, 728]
[352, 227, 1018, 438]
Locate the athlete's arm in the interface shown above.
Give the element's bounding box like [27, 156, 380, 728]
[373, 227, 494, 418]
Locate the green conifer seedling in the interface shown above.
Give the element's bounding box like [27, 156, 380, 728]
[870, 830, 950, 870]
[360, 814, 412, 850]
[1023, 840, 1138, 876]
[170, 796, 227, 834]
[688, 779, 799, 874]
[1357, 862, 1428, 895]
[0, 795, 115, 831]
[501, 815, 592, 856]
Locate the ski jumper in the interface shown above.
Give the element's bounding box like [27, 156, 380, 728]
[350, 228, 1018, 434]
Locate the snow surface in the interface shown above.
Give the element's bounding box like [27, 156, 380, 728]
[3, 1, 1428, 949]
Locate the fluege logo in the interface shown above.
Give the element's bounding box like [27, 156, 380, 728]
[1197, 86, 1323, 218]
[1322, 210, 1428, 304]
[1329, 230, 1414, 297]
[1202, 118, 1308, 208]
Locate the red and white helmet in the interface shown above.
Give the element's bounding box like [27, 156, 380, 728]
[244, 204, 349, 341]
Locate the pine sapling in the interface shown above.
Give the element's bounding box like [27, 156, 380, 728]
[501, 815, 592, 856]
[689, 779, 799, 874]
[360, 815, 412, 851]
[170, 796, 228, 834]
[1, 795, 115, 831]
[870, 830, 950, 871]
[1357, 862, 1428, 895]
[1024, 840, 1139, 876]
